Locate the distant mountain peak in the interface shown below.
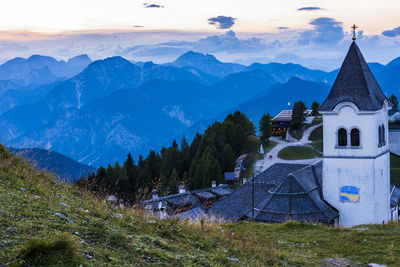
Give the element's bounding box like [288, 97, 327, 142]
[86, 56, 131, 70]
[174, 51, 219, 64]
[143, 61, 156, 69]
[28, 54, 57, 60]
[170, 51, 244, 78]
[67, 54, 92, 65]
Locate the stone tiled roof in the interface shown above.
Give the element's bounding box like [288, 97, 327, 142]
[176, 207, 205, 221]
[140, 184, 233, 219]
[195, 191, 217, 200]
[206, 163, 309, 222]
[208, 187, 233, 198]
[207, 162, 338, 224]
[165, 194, 200, 208]
[319, 41, 388, 111]
[246, 163, 338, 223]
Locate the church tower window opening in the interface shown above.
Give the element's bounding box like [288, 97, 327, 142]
[378, 124, 386, 147]
[378, 125, 382, 147]
[338, 128, 347, 147]
[350, 128, 360, 147]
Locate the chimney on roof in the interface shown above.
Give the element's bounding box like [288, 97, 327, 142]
[152, 189, 158, 200]
[212, 181, 217, 187]
[178, 184, 186, 194]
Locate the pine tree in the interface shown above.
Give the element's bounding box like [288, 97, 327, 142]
[259, 113, 272, 142]
[123, 153, 137, 201]
[390, 94, 399, 111]
[291, 101, 307, 130]
[311, 101, 320, 116]
[169, 168, 180, 194]
[95, 167, 107, 192]
[221, 144, 235, 171]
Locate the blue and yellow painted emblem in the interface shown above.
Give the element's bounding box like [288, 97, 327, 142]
[340, 186, 360, 203]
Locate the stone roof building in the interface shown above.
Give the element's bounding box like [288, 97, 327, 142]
[139, 184, 233, 221]
[207, 162, 338, 224]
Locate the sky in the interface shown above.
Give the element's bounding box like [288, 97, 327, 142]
[1, 0, 400, 70]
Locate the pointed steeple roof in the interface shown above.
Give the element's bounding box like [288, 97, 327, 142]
[319, 41, 388, 111]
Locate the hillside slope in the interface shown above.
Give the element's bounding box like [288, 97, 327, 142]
[1, 146, 400, 266]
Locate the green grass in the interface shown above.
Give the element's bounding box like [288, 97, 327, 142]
[278, 145, 321, 160]
[264, 140, 278, 153]
[289, 128, 304, 140]
[2, 143, 400, 266]
[311, 116, 322, 125]
[304, 117, 323, 130]
[15, 233, 81, 266]
[308, 125, 323, 141]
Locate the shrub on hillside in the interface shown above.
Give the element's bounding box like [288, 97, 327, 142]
[15, 233, 82, 267]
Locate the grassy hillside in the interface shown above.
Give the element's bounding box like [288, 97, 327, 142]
[278, 146, 322, 160]
[1, 144, 400, 266]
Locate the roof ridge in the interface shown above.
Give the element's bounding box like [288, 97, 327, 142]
[319, 41, 387, 111]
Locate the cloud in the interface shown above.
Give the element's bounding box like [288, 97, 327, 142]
[143, 3, 164, 8]
[297, 7, 322, 11]
[208, 16, 236, 29]
[298, 17, 344, 45]
[382, 26, 400, 37]
[119, 30, 267, 60]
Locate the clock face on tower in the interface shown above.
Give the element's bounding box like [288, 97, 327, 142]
[339, 186, 360, 203]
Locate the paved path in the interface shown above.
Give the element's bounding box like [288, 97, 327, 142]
[254, 123, 322, 175]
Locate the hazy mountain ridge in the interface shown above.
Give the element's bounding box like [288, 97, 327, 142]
[0, 54, 92, 86]
[168, 51, 245, 78]
[245, 62, 328, 83]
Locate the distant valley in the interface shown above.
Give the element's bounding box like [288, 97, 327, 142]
[0, 51, 399, 167]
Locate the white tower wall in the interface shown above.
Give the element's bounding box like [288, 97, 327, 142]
[322, 102, 391, 227]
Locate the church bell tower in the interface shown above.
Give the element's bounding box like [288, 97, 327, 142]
[319, 26, 391, 227]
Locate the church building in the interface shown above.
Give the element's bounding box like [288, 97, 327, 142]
[318, 36, 391, 227]
[206, 30, 393, 227]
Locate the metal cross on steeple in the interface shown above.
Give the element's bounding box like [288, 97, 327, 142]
[351, 24, 358, 41]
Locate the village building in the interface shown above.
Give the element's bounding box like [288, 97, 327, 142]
[271, 109, 313, 137]
[207, 162, 338, 224]
[139, 183, 233, 221]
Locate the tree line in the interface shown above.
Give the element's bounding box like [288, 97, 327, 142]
[75, 111, 256, 203]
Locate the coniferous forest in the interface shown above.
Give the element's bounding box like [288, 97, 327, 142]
[75, 111, 257, 203]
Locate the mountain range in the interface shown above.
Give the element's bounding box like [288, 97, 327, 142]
[0, 50, 399, 167]
[0, 55, 92, 116]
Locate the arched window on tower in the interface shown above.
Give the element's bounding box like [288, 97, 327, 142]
[382, 124, 386, 145]
[338, 128, 347, 147]
[351, 128, 360, 147]
[378, 125, 382, 147]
